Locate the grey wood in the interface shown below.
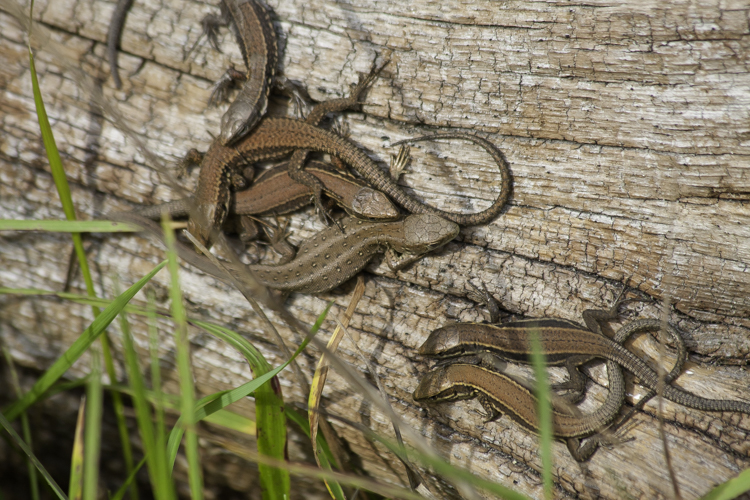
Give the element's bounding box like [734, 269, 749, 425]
[1, 0, 748, 498]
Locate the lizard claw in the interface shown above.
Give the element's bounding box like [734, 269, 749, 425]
[465, 281, 502, 324]
[313, 194, 343, 232]
[389, 144, 411, 181]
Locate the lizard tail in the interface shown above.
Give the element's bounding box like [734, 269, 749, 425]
[391, 132, 512, 227]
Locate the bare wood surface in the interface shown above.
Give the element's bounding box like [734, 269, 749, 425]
[1, 0, 749, 498]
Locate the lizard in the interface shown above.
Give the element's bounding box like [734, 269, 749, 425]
[413, 288, 686, 460]
[419, 288, 750, 415]
[188, 59, 393, 246]
[107, 0, 278, 143]
[200, 0, 279, 145]
[413, 362, 626, 462]
[110, 212, 459, 295]
[133, 157, 402, 260]
[230, 159, 400, 220]
[243, 214, 458, 293]
[189, 118, 512, 247]
[134, 158, 401, 227]
[106, 0, 134, 89]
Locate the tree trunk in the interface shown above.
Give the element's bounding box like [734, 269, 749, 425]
[1, 0, 748, 498]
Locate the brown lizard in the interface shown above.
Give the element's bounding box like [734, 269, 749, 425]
[243, 213, 458, 293]
[189, 119, 512, 246]
[201, 0, 279, 145]
[135, 159, 400, 223]
[187, 61, 392, 246]
[111, 212, 459, 294]
[413, 362, 625, 461]
[414, 289, 687, 460]
[420, 289, 750, 415]
[134, 157, 401, 256]
[108, 0, 278, 141]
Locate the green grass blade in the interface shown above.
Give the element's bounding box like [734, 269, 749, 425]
[69, 399, 85, 500]
[202, 409, 256, 434]
[103, 369, 137, 500]
[82, 349, 103, 500]
[28, 41, 139, 494]
[110, 457, 148, 500]
[0, 289, 147, 316]
[161, 218, 203, 500]
[285, 408, 344, 500]
[108, 282, 138, 500]
[285, 408, 337, 469]
[528, 328, 553, 500]
[165, 304, 331, 473]
[2, 261, 167, 421]
[699, 469, 750, 500]
[119, 291, 175, 500]
[28, 44, 75, 225]
[28, 18, 100, 322]
[195, 322, 289, 500]
[0, 408, 68, 500]
[164, 392, 227, 471]
[146, 291, 175, 500]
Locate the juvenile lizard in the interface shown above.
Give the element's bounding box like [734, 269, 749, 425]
[413, 362, 625, 461]
[420, 290, 750, 415]
[190, 119, 512, 246]
[107, 0, 278, 139]
[111, 212, 459, 294]
[244, 214, 458, 293]
[414, 290, 685, 461]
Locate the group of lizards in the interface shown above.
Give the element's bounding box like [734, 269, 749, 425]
[109, 0, 750, 464]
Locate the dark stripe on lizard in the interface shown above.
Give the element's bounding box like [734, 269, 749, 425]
[190, 118, 512, 245]
[413, 362, 625, 462]
[134, 160, 400, 221]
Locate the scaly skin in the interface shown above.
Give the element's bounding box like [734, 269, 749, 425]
[413, 362, 625, 461]
[134, 160, 399, 221]
[421, 298, 750, 414]
[189, 118, 512, 246]
[189, 62, 386, 246]
[206, 0, 279, 145]
[245, 214, 459, 293]
[112, 212, 458, 295]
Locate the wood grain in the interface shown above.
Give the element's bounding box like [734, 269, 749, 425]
[1, 0, 748, 498]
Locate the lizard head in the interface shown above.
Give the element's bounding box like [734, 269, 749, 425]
[419, 323, 465, 357]
[219, 98, 267, 145]
[187, 202, 220, 248]
[350, 188, 400, 220]
[400, 214, 459, 253]
[413, 366, 474, 403]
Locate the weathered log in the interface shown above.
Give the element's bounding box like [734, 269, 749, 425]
[1, 0, 748, 498]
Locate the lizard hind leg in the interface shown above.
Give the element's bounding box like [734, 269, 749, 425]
[476, 394, 503, 423]
[261, 218, 297, 265]
[286, 55, 392, 228]
[566, 431, 635, 462]
[551, 356, 594, 404]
